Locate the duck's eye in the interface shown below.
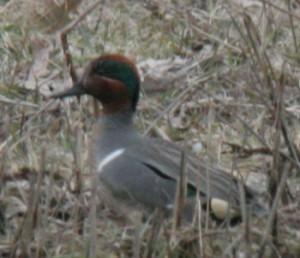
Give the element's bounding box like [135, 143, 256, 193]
[93, 62, 106, 76]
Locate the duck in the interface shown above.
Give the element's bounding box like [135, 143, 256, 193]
[51, 54, 264, 224]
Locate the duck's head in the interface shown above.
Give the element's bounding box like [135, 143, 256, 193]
[51, 54, 140, 114]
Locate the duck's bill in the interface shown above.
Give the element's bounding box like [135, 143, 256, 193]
[50, 81, 86, 99]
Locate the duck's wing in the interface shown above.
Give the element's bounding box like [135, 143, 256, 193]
[126, 138, 256, 213]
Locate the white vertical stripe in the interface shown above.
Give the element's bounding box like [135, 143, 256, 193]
[98, 148, 125, 172]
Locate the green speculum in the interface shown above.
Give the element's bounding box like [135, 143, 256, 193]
[186, 184, 197, 197]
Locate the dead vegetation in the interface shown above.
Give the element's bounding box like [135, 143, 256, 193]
[0, 0, 300, 257]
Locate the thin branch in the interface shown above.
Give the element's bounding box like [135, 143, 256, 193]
[258, 164, 290, 257]
[192, 26, 242, 55]
[60, 0, 102, 83]
[262, 0, 300, 21]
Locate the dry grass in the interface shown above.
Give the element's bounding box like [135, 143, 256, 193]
[0, 0, 300, 257]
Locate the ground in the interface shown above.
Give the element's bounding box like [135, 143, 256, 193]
[0, 0, 300, 257]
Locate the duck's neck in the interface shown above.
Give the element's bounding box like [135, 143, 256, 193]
[98, 108, 135, 131]
[92, 108, 138, 156]
[102, 99, 132, 115]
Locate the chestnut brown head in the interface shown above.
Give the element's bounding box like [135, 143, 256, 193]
[51, 54, 140, 113]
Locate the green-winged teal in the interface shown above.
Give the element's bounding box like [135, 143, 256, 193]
[51, 54, 264, 223]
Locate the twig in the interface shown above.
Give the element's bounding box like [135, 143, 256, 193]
[262, 0, 300, 21]
[0, 95, 38, 108]
[286, 0, 298, 53]
[258, 58, 287, 258]
[192, 26, 242, 55]
[258, 163, 290, 257]
[60, 0, 102, 83]
[223, 142, 273, 157]
[33, 148, 46, 257]
[280, 119, 300, 172]
[238, 181, 250, 258]
[174, 143, 187, 228]
[144, 212, 163, 258]
[74, 126, 84, 235]
[278, 63, 300, 171]
[171, 142, 187, 246]
[195, 196, 204, 258]
[87, 159, 97, 258]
